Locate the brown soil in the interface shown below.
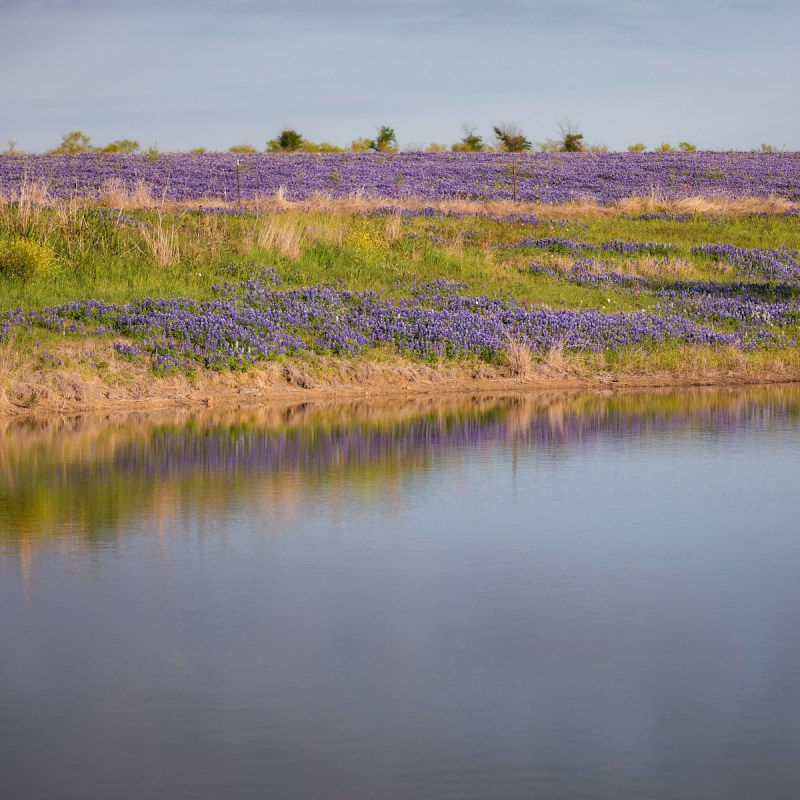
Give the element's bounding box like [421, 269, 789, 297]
[2, 353, 798, 421]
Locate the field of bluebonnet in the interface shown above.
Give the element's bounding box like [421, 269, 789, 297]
[2, 152, 800, 203]
[1, 152, 800, 409]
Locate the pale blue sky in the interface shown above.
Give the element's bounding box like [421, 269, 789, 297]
[2, 0, 798, 152]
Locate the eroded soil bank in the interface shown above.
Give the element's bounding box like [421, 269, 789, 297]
[3, 349, 799, 420]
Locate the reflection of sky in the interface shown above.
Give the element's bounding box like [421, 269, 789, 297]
[1, 0, 798, 152]
[1, 398, 799, 798]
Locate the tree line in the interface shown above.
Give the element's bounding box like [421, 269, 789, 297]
[3, 125, 783, 156]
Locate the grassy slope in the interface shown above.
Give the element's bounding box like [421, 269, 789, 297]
[1, 200, 800, 412]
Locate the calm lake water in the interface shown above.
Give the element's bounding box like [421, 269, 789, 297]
[2, 388, 800, 800]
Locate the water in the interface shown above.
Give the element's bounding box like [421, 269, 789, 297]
[1, 388, 800, 800]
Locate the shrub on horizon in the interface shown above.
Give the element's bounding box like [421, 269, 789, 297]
[452, 125, 484, 152]
[267, 130, 305, 152]
[367, 126, 399, 153]
[229, 144, 258, 154]
[101, 139, 140, 153]
[493, 125, 531, 152]
[678, 142, 698, 152]
[557, 119, 584, 152]
[628, 143, 647, 152]
[308, 142, 345, 153]
[50, 130, 94, 154]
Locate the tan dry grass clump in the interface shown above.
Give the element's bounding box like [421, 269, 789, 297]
[627, 256, 703, 281]
[304, 215, 347, 249]
[251, 215, 305, 260]
[384, 214, 403, 245]
[139, 211, 180, 267]
[614, 193, 794, 217]
[98, 178, 156, 208]
[505, 338, 533, 378]
[0, 179, 50, 232]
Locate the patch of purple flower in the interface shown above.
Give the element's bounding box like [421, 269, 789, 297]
[1, 275, 784, 373]
[691, 244, 800, 282]
[4, 152, 798, 204]
[600, 240, 677, 256]
[503, 237, 594, 256]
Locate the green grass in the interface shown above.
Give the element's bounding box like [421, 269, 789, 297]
[1, 200, 798, 318]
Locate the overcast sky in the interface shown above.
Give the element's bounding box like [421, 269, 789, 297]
[2, 0, 798, 152]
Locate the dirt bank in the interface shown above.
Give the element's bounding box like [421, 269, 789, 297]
[3, 350, 799, 420]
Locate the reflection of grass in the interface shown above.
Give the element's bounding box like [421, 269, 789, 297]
[3, 387, 799, 551]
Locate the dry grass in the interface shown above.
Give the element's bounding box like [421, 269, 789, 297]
[505, 338, 533, 377]
[99, 178, 156, 208]
[250, 215, 305, 260]
[0, 178, 50, 232]
[627, 256, 707, 281]
[304, 215, 347, 248]
[6, 183, 795, 220]
[223, 191, 797, 220]
[139, 211, 180, 267]
[384, 214, 403, 245]
[614, 193, 795, 217]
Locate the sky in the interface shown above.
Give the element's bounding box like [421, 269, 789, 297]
[1, 0, 798, 153]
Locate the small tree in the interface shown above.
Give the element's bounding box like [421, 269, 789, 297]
[760, 143, 777, 153]
[678, 141, 697, 152]
[368, 126, 398, 153]
[267, 129, 305, 152]
[557, 119, 584, 152]
[452, 125, 484, 152]
[229, 144, 257, 154]
[627, 143, 647, 152]
[493, 125, 531, 152]
[53, 130, 93, 153]
[656, 142, 675, 152]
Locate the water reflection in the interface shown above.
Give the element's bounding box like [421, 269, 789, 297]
[2, 386, 800, 800]
[2, 386, 799, 554]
